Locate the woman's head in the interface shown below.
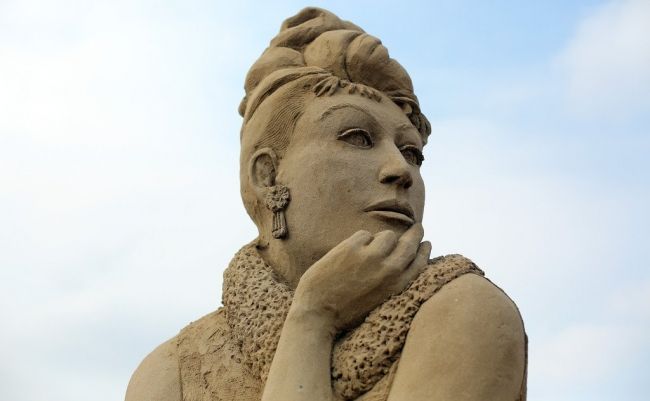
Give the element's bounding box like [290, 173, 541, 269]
[239, 8, 430, 283]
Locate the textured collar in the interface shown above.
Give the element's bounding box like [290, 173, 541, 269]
[222, 243, 483, 400]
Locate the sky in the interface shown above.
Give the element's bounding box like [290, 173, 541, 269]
[0, 0, 648, 400]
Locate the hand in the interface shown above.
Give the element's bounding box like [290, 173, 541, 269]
[293, 224, 431, 332]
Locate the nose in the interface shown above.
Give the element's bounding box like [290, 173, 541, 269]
[379, 150, 413, 189]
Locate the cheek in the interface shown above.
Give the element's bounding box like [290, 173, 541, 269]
[411, 173, 426, 217]
[284, 145, 373, 191]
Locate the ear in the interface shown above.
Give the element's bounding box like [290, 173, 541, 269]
[248, 147, 279, 190]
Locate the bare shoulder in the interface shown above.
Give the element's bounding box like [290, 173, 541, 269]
[419, 272, 525, 331]
[388, 273, 527, 401]
[125, 337, 182, 401]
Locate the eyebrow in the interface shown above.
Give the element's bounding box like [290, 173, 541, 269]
[395, 122, 417, 134]
[396, 122, 423, 147]
[317, 103, 422, 146]
[317, 103, 379, 125]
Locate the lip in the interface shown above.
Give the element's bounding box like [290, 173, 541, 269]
[364, 199, 416, 225]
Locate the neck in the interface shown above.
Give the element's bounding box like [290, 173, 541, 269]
[257, 237, 311, 289]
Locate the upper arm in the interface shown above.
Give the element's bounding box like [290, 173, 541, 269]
[125, 337, 182, 401]
[387, 274, 526, 401]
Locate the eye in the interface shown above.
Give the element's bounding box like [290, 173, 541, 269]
[337, 128, 373, 148]
[400, 145, 424, 166]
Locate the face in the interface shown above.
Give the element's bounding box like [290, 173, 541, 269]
[275, 91, 426, 271]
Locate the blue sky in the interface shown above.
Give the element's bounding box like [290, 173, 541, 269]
[1, 1, 648, 400]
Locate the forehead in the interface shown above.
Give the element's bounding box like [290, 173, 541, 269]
[299, 92, 422, 145]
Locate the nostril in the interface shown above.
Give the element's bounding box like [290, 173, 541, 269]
[380, 174, 413, 189]
[381, 175, 400, 185]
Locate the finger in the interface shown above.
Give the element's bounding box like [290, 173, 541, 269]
[385, 223, 424, 269]
[367, 230, 398, 256]
[327, 80, 339, 96]
[313, 78, 327, 95]
[344, 229, 374, 247]
[316, 84, 329, 97]
[399, 241, 432, 286]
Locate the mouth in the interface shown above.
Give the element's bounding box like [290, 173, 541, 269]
[364, 199, 416, 226]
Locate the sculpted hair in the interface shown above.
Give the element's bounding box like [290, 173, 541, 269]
[239, 7, 431, 227]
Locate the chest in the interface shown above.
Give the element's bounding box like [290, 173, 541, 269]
[177, 311, 394, 401]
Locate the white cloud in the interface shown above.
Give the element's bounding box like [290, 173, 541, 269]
[557, 0, 650, 116]
[533, 276, 650, 387]
[606, 278, 650, 323]
[534, 323, 643, 383]
[0, 1, 257, 400]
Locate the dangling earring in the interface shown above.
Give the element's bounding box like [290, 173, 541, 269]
[265, 184, 290, 239]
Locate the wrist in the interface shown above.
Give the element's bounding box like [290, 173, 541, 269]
[286, 300, 338, 340]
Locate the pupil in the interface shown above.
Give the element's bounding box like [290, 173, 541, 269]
[352, 133, 367, 146]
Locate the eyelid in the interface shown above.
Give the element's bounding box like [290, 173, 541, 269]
[337, 128, 373, 147]
[337, 127, 371, 138]
[399, 144, 422, 152]
[399, 144, 425, 165]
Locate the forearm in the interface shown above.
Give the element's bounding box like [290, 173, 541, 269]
[261, 303, 336, 401]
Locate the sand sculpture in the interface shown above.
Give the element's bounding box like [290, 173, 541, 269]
[126, 7, 527, 401]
